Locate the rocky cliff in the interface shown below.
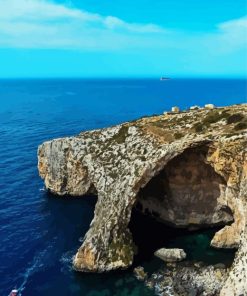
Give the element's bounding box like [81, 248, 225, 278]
[38, 104, 247, 295]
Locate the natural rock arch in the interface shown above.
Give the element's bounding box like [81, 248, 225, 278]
[134, 146, 233, 228]
[38, 104, 247, 294]
[73, 145, 235, 272]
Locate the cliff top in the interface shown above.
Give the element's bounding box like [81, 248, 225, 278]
[38, 103, 247, 295]
[74, 104, 247, 152]
[108, 104, 247, 143]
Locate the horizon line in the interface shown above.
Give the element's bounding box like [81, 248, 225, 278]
[0, 76, 246, 80]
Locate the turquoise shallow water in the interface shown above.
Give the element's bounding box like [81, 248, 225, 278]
[130, 209, 235, 273]
[0, 79, 245, 295]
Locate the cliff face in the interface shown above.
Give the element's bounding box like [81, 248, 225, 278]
[38, 104, 247, 295]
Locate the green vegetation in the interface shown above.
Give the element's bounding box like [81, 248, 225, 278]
[227, 113, 244, 124]
[109, 171, 118, 179]
[151, 120, 167, 128]
[192, 110, 233, 133]
[169, 114, 191, 125]
[234, 121, 247, 131]
[193, 122, 204, 132]
[223, 112, 247, 131]
[203, 110, 230, 125]
[174, 132, 183, 139]
[139, 156, 146, 161]
[112, 126, 129, 144]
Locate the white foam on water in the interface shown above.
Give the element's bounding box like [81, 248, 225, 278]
[60, 251, 74, 273]
[78, 236, 84, 243]
[16, 246, 52, 296]
[17, 259, 39, 296]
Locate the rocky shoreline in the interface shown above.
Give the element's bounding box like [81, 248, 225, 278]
[38, 104, 247, 295]
[134, 261, 229, 296]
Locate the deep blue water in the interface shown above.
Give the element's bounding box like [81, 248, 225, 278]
[0, 79, 246, 296]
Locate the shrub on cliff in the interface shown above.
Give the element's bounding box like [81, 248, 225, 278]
[203, 110, 230, 125]
[227, 113, 244, 124]
[193, 122, 204, 132]
[234, 121, 247, 131]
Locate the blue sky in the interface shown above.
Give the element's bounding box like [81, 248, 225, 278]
[0, 0, 246, 78]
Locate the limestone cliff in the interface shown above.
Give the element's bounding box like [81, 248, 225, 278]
[38, 104, 247, 295]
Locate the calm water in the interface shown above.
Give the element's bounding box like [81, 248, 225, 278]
[0, 79, 246, 296]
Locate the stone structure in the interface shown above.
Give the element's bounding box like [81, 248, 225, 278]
[205, 104, 215, 109]
[145, 263, 229, 296]
[38, 104, 247, 295]
[171, 106, 180, 112]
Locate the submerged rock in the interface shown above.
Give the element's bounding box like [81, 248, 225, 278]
[154, 248, 186, 262]
[133, 266, 147, 281]
[38, 104, 247, 295]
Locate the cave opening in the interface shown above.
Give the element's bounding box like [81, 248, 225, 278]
[129, 209, 235, 270]
[129, 147, 235, 269]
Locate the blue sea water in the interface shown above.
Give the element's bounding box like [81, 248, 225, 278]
[0, 78, 246, 296]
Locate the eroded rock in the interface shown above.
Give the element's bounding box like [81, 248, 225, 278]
[38, 104, 247, 294]
[154, 248, 186, 262]
[145, 263, 229, 296]
[133, 266, 148, 281]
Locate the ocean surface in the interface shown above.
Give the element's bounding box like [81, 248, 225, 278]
[0, 78, 246, 296]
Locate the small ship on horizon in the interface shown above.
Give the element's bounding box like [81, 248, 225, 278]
[160, 77, 171, 81]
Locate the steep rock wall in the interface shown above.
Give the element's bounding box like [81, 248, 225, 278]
[137, 147, 233, 227]
[38, 104, 247, 295]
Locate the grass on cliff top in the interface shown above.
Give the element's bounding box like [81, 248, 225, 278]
[226, 113, 244, 124]
[234, 121, 247, 131]
[111, 107, 247, 142]
[203, 110, 230, 125]
[192, 110, 247, 133]
[112, 125, 129, 144]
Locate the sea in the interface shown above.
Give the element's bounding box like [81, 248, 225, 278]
[0, 78, 246, 296]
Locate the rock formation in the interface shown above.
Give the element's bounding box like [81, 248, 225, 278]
[154, 248, 186, 262]
[38, 104, 247, 295]
[145, 262, 229, 295]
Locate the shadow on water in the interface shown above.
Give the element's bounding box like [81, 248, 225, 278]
[41, 191, 97, 252]
[27, 192, 154, 296]
[20, 191, 235, 296]
[129, 209, 236, 271]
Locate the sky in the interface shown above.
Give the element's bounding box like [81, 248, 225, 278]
[0, 0, 246, 78]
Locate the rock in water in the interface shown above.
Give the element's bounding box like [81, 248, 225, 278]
[145, 264, 229, 296]
[133, 266, 147, 281]
[154, 248, 186, 262]
[38, 104, 247, 295]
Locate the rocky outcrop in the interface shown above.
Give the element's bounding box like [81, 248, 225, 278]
[154, 248, 186, 262]
[38, 104, 247, 294]
[145, 262, 229, 296]
[133, 266, 148, 281]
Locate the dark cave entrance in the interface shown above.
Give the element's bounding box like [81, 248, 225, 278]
[129, 209, 235, 269]
[129, 147, 235, 269]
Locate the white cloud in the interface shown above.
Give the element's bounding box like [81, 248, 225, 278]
[0, 0, 246, 56]
[0, 0, 99, 21]
[103, 16, 164, 33]
[217, 16, 247, 51]
[219, 16, 247, 32]
[0, 0, 166, 49]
